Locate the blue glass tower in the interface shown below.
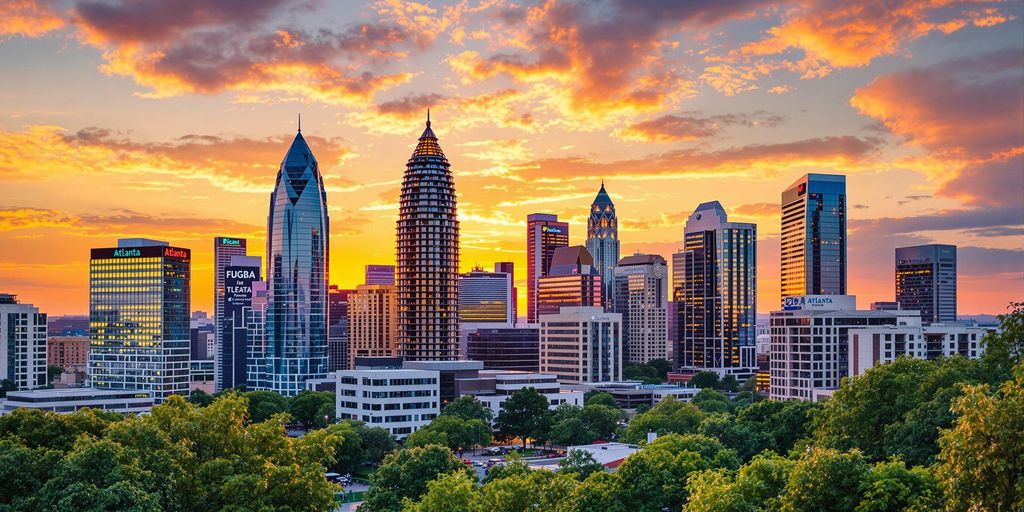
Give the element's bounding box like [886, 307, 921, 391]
[780, 173, 846, 302]
[586, 182, 619, 309]
[260, 125, 330, 395]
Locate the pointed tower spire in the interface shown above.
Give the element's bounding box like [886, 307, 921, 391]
[298, 113, 302, 133]
[427, 108, 431, 127]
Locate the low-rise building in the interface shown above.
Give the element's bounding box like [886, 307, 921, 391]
[465, 324, 540, 372]
[1, 388, 154, 415]
[572, 381, 701, 410]
[48, 335, 89, 372]
[334, 369, 439, 439]
[455, 370, 583, 416]
[848, 323, 987, 376]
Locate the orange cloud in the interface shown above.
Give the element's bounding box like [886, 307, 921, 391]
[618, 111, 784, 143]
[0, 0, 64, 37]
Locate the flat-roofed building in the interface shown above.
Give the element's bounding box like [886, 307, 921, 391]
[334, 368, 439, 439]
[1, 387, 154, 415]
[540, 307, 622, 385]
[48, 336, 89, 372]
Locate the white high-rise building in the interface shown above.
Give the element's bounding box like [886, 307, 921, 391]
[0, 294, 48, 391]
[612, 254, 668, 364]
[539, 307, 622, 385]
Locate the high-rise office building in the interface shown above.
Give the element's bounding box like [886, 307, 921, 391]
[213, 237, 246, 389]
[89, 239, 190, 402]
[613, 254, 668, 364]
[539, 306, 622, 384]
[217, 256, 260, 391]
[527, 214, 569, 323]
[466, 325, 540, 372]
[0, 294, 47, 391]
[459, 267, 514, 323]
[780, 173, 846, 301]
[495, 262, 518, 322]
[537, 246, 602, 318]
[263, 126, 330, 396]
[396, 114, 460, 361]
[896, 244, 957, 323]
[328, 286, 355, 372]
[586, 182, 619, 308]
[365, 265, 396, 286]
[674, 202, 757, 378]
[245, 281, 269, 390]
[347, 284, 398, 369]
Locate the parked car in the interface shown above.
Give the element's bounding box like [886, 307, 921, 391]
[472, 460, 484, 467]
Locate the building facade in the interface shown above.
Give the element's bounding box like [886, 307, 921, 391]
[494, 262, 518, 322]
[328, 286, 355, 372]
[460, 370, 584, 417]
[1, 388, 154, 415]
[347, 284, 398, 369]
[48, 336, 88, 372]
[334, 368, 439, 439]
[527, 214, 569, 323]
[539, 307, 622, 384]
[89, 239, 190, 402]
[613, 254, 668, 364]
[263, 128, 330, 396]
[213, 237, 247, 389]
[0, 294, 47, 391]
[537, 246, 602, 318]
[466, 325, 540, 372]
[244, 281, 270, 390]
[673, 202, 757, 378]
[586, 182, 619, 308]
[848, 323, 986, 377]
[896, 244, 957, 323]
[396, 116, 460, 361]
[365, 265, 396, 286]
[459, 267, 514, 323]
[217, 255, 260, 391]
[769, 295, 919, 400]
[780, 174, 846, 302]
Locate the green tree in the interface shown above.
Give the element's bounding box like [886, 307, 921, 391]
[479, 470, 577, 512]
[0, 407, 119, 452]
[719, 374, 739, 392]
[441, 395, 493, 422]
[186, 389, 214, 407]
[494, 388, 551, 449]
[616, 433, 738, 512]
[686, 453, 796, 512]
[326, 420, 366, 474]
[697, 413, 774, 462]
[0, 378, 15, 397]
[692, 389, 732, 414]
[621, 396, 705, 444]
[402, 470, 480, 512]
[242, 390, 289, 423]
[482, 451, 530, 484]
[780, 448, 869, 512]
[938, 367, 1024, 511]
[735, 400, 817, 456]
[47, 364, 64, 384]
[856, 459, 941, 512]
[289, 390, 335, 429]
[583, 391, 619, 409]
[362, 444, 475, 512]
[580, 404, 619, 440]
[550, 417, 596, 447]
[407, 416, 492, 457]
[558, 471, 627, 512]
[358, 423, 398, 464]
[980, 302, 1024, 377]
[690, 371, 720, 390]
[557, 449, 605, 480]
[648, 359, 673, 380]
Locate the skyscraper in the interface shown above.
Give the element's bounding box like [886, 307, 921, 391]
[347, 284, 398, 368]
[262, 126, 330, 396]
[365, 265, 396, 286]
[780, 173, 846, 302]
[328, 286, 355, 372]
[89, 238, 191, 402]
[396, 114, 460, 361]
[459, 267, 514, 323]
[495, 262, 518, 322]
[896, 244, 957, 323]
[537, 246, 602, 318]
[213, 237, 246, 389]
[218, 255, 260, 391]
[0, 293, 47, 391]
[613, 253, 668, 364]
[674, 202, 757, 378]
[527, 213, 569, 323]
[586, 182, 619, 307]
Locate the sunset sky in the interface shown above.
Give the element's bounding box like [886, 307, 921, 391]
[0, 0, 1021, 317]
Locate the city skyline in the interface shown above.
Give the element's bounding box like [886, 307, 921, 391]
[1, 1, 1021, 317]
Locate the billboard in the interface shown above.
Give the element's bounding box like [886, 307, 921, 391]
[782, 295, 856, 312]
[91, 246, 190, 260]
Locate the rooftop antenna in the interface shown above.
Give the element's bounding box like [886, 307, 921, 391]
[427, 108, 431, 127]
[298, 113, 301, 133]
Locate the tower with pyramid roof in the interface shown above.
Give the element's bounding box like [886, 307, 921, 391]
[256, 122, 330, 395]
[586, 181, 619, 308]
[396, 112, 460, 361]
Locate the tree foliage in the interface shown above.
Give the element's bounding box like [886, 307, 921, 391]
[494, 387, 551, 449]
[361, 444, 474, 512]
[289, 390, 335, 429]
[557, 449, 606, 480]
[441, 395, 493, 423]
[621, 396, 705, 444]
[406, 415, 491, 456]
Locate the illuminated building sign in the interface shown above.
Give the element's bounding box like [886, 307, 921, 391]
[219, 237, 245, 247]
[797, 183, 807, 195]
[91, 246, 165, 259]
[542, 225, 563, 234]
[223, 266, 260, 315]
[783, 295, 856, 311]
[112, 248, 141, 258]
[163, 247, 190, 260]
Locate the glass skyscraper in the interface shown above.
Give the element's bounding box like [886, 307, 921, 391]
[673, 202, 757, 378]
[586, 182, 619, 308]
[261, 127, 330, 396]
[780, 173, 846, 302]
[896, 244, 957, 323]
[396, 114, 460, 361]
[458, 268, 514, 323]
[526, 213, 569, 323]
[89, 238, 191, 402]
